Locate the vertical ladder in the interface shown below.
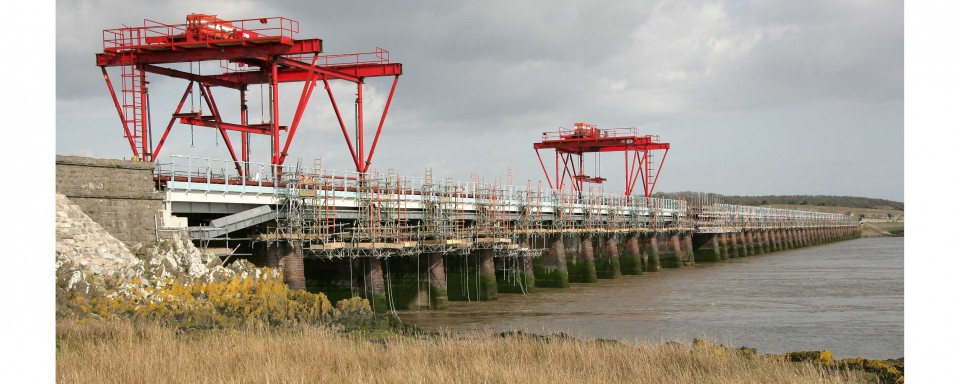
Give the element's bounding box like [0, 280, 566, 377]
[120, 52, 147, 160]
[644, 150, 655, 198]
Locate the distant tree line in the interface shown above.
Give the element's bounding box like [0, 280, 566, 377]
[650, 192, 904, 211]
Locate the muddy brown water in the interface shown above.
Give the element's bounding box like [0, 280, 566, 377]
[396, 237, 903, 360]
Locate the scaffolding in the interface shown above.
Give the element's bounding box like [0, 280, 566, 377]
[156, 155, 857, 260]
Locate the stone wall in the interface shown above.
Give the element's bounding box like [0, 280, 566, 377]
[55, 155, 163, 246]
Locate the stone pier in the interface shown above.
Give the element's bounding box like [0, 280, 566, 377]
[728, 232, 740, 258]
[569, 235, 599, 282]
[682, 233, 696, 265]
[661, 233, 684, 268]
[644, 235, 661, 271]
[596, 235, 622, 279]
[620, 234, 644, 275]
[364, 258, 388, 313]
[281, 242, 306, 290]
[718, 233, 730, 260]
[425, 253, 449, 309]
[532, 235, 570, 288]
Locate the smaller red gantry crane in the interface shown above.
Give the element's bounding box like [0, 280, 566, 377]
[533, 122, 670, 198]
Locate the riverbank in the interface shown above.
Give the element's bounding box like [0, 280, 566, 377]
[56, 318, 900, 384]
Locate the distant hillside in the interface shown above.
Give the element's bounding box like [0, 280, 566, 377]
[651, 192, 904, 211]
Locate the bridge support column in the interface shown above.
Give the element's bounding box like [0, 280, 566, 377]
[533, 235, 569, 288]
[497, 237, 535, 293]
[620, 234, 644, 275]
[280, 242, 306, 290]
[424, 253, 448, 309]
[787, 229, 798, 249]
[773, 230, 784, 251]
[597, 235, 622, 279]
[728, 232, 740, 258]
[718, 233, 729, 260]
[661, 233, 684, 268]
[569, 235, 598, 282]
[761, 231, 772, 253]
[364, 258, 388, 313]
[478, 249, 497, 301]
[743, 232, 755, 256]
[251, 242, 304, 289]
[644, 234, 661, 271]
[692, 233, 722, 262]
[683, 233, 696, 265]
[753, 231, 765, 254]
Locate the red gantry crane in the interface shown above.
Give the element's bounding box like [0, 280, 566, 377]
[96, 13, 402, 175]
[534, 122, 670, 197]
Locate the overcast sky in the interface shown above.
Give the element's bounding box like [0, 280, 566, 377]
[56, 0, 903, 201]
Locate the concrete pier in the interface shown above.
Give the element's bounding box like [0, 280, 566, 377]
[533, 235, 570, 288]
[718, 233, 730, 260]
[596, 235, 622, 279]
[281, 242, 306, 290]
[569, 235, 598, 282]
[644, 235, 661, 271]
[364, 258, 388, 313]
[727, 232, 741, 259]
[425, 253, 449, 309]
[478, 249, 497, 300]
[682, 233, 696, 265]
[620, 234, 644, 275]
[661, 233, 684, 268]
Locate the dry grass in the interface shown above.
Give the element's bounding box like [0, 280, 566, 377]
[56, 319, 867, 384]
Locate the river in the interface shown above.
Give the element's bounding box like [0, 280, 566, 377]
[396, 237, 904, 360]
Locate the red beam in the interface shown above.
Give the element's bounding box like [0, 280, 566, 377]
[97, 39, 322, 66]
[141, 64, 246, 89]
[363, 75, 400, 172]
[279, 55, 320, 165]
[178, 118, 272, 135]
[209, 63, 403, 85]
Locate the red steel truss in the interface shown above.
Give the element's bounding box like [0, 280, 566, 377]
[533, 122, 670, 197]
[96, 14, 402, 175]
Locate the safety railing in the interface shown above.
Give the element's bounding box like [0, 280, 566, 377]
[103, 16, 300, 51]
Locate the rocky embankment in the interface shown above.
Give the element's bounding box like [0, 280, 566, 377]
[55, 193, 369, 327]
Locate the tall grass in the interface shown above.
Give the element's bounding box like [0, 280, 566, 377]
[56, 320, 867, 384]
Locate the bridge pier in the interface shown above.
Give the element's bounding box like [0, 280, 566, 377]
[596, 235, 622, 279]
[761, 231, 772, 253]
[364, 258, 388, 313]
[661, 233, 684, 268]
[281, 242, 306, 290]
[620, 234, 644, 275]
[743, 232, 755, 256]
[249, 242, 305, 290]
[644, 234, 661, 271]
[754, 231, 766, 254]
[718, 233, 730, 260]
[692, 233, 722, 262]
[786, 229, 798, 249]
[682, 233, 696, 265]
[569, 235, 599, 283]
[532, 235, 569, 288]
[497, 237, 535, 294]
[772, 230, 784, 251]
[424, 253, 449, 309]
[727, 232, 740, 258]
